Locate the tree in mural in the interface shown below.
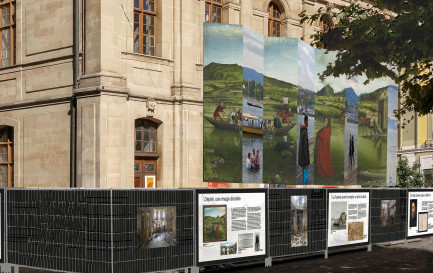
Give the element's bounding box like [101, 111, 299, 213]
[300, 0, 433, 124]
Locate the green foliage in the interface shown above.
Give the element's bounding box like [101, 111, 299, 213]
[396, 157, 425, 188]
[299, 1, 433, 125]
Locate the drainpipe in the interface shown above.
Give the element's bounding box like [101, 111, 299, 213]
[71, 0, 80, 188]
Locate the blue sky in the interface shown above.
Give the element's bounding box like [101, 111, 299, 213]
[204, 23, 243, 67]
[264, 37, 298, 84]
[298, 40, 315, 91]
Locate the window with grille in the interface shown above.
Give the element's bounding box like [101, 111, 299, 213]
[134, 0, 156, 56]
[268, 2, 281, 37]
[205, 0, 222, 23]
[0, 0, 15, 68]
[0, 126, 13, 187]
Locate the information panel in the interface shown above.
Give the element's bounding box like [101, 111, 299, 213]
[198, 192, 266, 264]
[328, 192, 369, 247]
[408, 191, 433, 237]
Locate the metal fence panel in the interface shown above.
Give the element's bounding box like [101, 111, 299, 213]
[370, 189, 407, 244]
[112, 189, 194, 273]
[269, 188, 326, 257]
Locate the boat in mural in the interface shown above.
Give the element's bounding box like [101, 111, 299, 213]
[204, 115, 294, 135]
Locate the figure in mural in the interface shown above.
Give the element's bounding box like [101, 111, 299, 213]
[255, 150, 261, 168]
[298, 115, 310, 185]
[273, 113, 282, 128]
[315, 117, 336, 177]
[213, 102, 226, 122]
[349, 134, 355, 169]
[246, 153, 252, 169]
[410, 200, 417, 227]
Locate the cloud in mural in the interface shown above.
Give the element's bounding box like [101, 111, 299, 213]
[298, 40, 315, 91]
[264, 37, 297, 84]
[243, 27, 264, 74]
[203, 23, 243, 67]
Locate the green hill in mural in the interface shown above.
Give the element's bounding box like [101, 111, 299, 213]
[204, 62, 243, 82]
[317, 84, 335, 96]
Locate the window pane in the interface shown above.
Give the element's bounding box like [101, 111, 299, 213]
[145, 164, 155, 172]
[143, 14, 154, 26]
[2, 28, 11, 67]
[143, 24, 154, 35]
[143, 0, 154, 12]
[143, 131, 149, 142]
[212, 6, 217, 22]
[147, 47, 154, 56]
[152, 143, 156, 152]
[143, 141, 151, 152]
[0, 173, 7, 183]
[149, 131, 156, 142]
[135, 141, 141, 151]
[0, 146, 7, 162]
[134, 13, 140, 33]
[2, 6, 10, 26]
[136, 130, 142, 141]
[134, 0, 140, 9]
[134, 34, 139, 53]
[0, 128, 7, 142]
[134, 163, 140, 172]
[205, 4, 209, 22]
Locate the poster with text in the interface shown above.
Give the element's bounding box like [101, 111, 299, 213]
[198, 192, 266, 263]
[328, 192, 369, 247]
[408, 191, 433, 237]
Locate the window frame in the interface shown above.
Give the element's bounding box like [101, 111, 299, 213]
[0, 126, 13, 187]
[135, 119, 159, 158]
[268, 2, 282, 37]
[0, 0, 16, 68]
[205, 0, 222, 23]
[133, 0, 156, 56]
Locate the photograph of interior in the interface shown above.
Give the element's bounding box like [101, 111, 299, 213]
[137, 206, 176, 249]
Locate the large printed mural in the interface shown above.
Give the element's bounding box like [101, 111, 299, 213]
[203, 23, 398, 186]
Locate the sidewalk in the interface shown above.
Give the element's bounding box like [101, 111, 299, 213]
[8, 237, 433, 273]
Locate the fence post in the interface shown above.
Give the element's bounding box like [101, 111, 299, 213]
[325, 189, 329, 259]
[368, 189, 372, 252]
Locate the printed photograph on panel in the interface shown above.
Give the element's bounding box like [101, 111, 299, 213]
[203, 23, 243, 183]
[331, 201, 347, 230]
[203, 205, 227, 243]
[263, 37, 298, 184]
[242, 27, 264, 183]
[418, 212, 428, 232]
[357, 77, 392, 186]
[344, 87, 359, 185]
[137, 206, 176, 249]
[238, 233, 254, 249]
[380, 200, 396, 227]
[290, 195, 308, 247]
[315, 49, 347, 185]
[242, 135, 263, 183]
[387, 85, 398, 186]
[296, 40, 315, 185]
[410, 199, 417, 227]
[220, 242, 237, 255]
[348, 221, 364, 241]
[254, 232, 260, 251]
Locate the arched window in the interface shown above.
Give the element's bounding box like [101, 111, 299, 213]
[134, 0, 156, 55]
[0, 126, 13, 187]
[134, 119, 159, 188]
[205, 0, 222, 23]
[268, 2, 281, 37]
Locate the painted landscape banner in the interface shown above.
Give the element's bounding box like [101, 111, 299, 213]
[203, 22, 398, 187]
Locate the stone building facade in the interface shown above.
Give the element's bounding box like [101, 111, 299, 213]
[0, 0, 348, 189]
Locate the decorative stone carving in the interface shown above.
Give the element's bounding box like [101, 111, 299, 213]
[147, 99, 156, 116]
